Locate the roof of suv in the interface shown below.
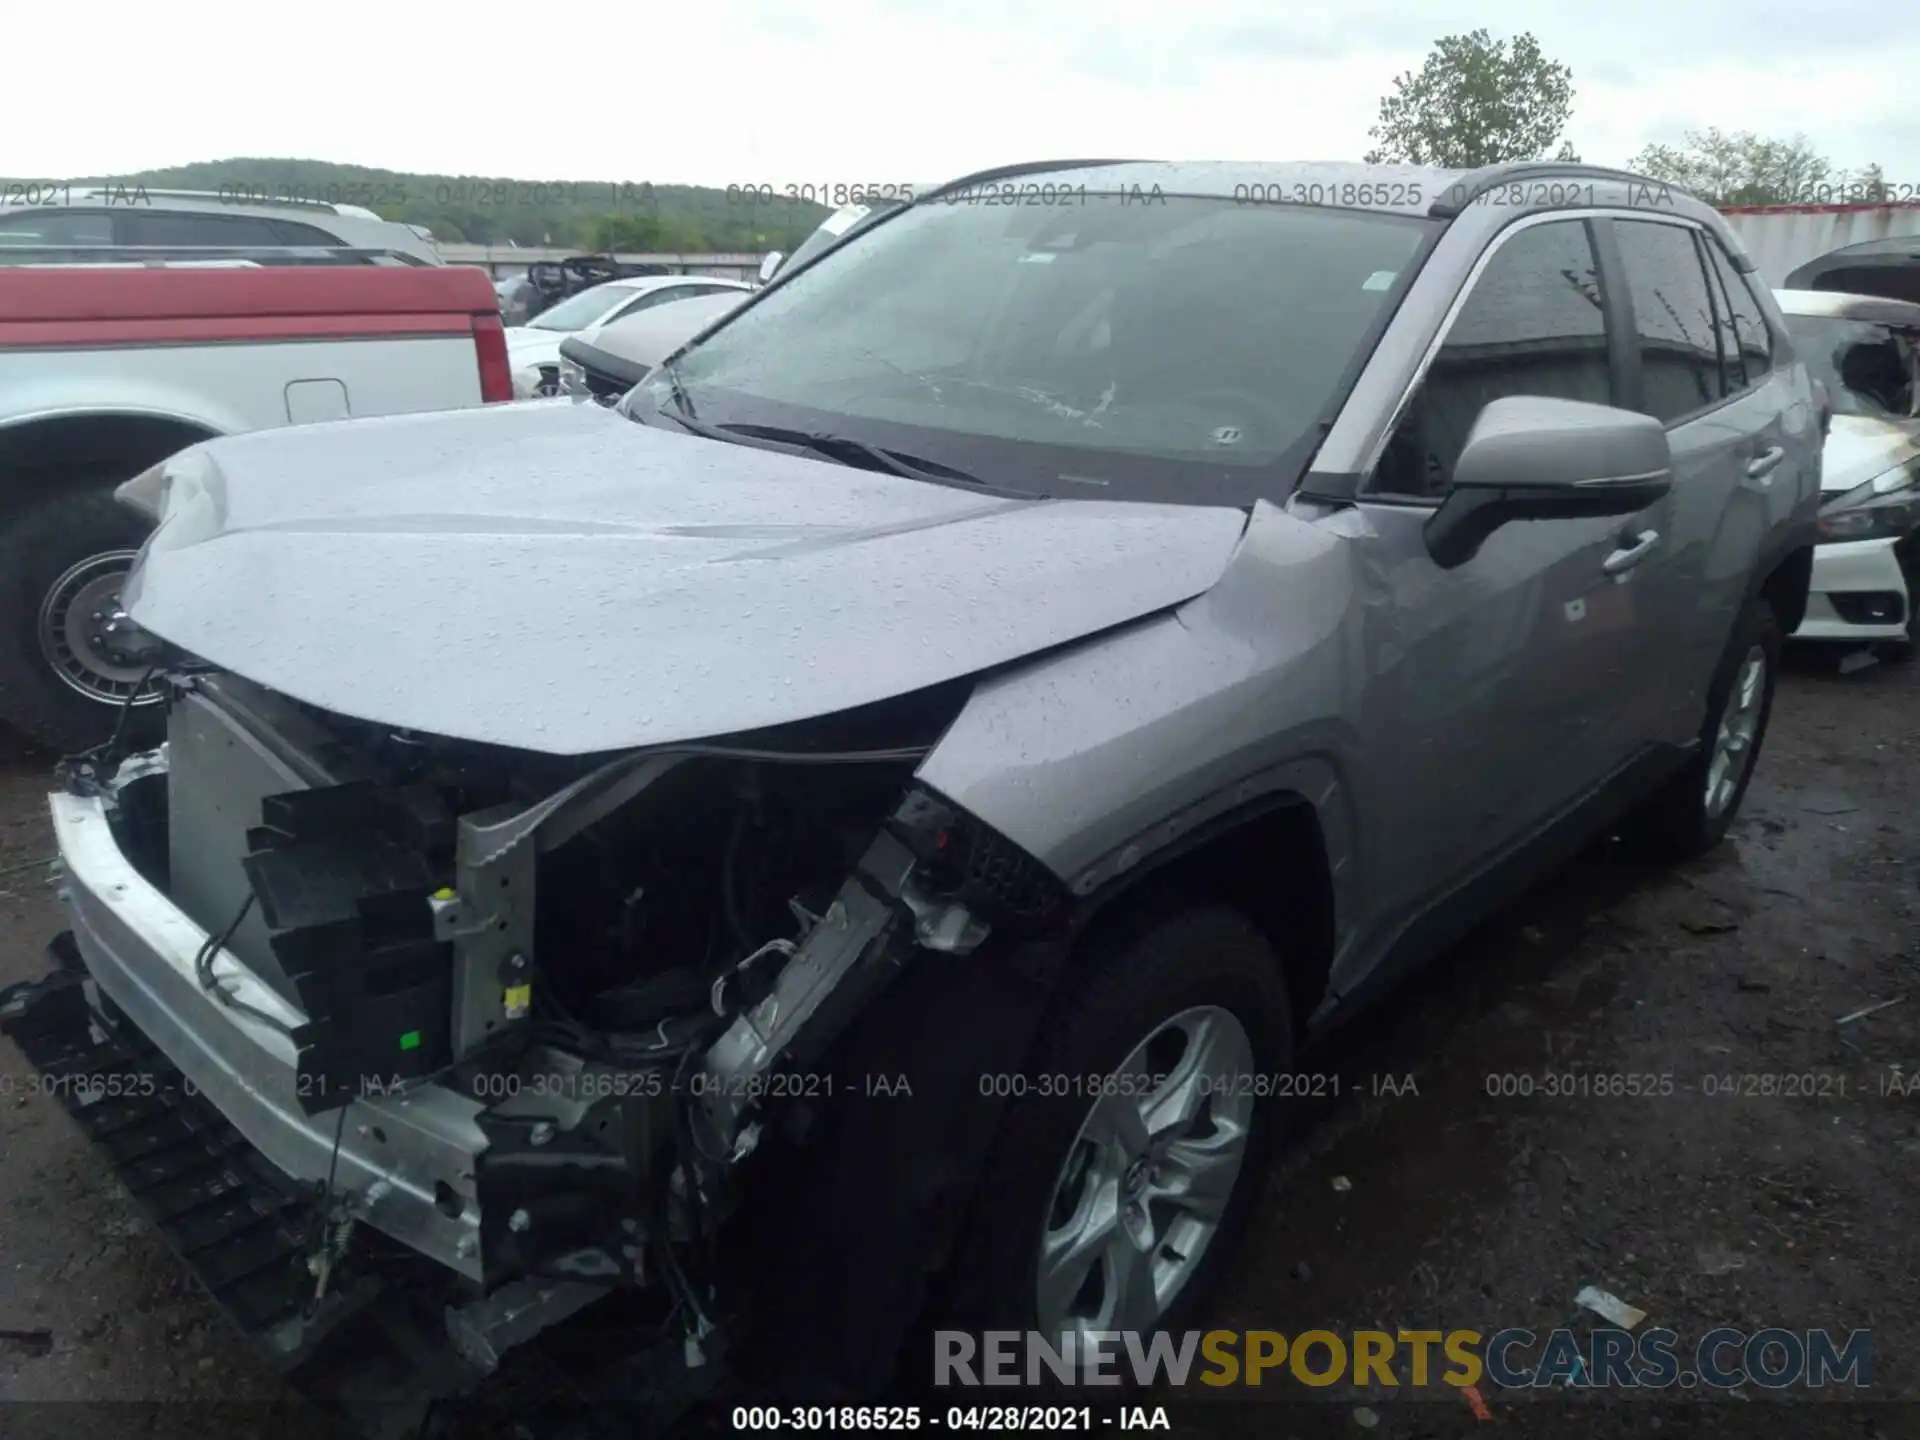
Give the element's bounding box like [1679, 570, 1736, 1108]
[55, 187, 386, 219]
[924, 158, 1734, 244]
[0, 187, 443, 265]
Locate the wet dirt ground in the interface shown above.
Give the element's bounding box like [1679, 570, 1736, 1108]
[2, 653, 1916, 1440]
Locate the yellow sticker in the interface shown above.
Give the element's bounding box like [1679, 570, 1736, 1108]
[504, 984, 531, 1015]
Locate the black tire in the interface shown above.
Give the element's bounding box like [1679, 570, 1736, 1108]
[935, 905, 1292, 1373]
[1625, 597, 1781, 861]
[0, 482, 161, 752]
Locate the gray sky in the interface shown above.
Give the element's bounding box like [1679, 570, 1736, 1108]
[14, 0, 1913, 185]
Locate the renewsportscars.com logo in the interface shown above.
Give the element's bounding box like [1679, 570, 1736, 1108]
[933, 1328, 1873, 1391]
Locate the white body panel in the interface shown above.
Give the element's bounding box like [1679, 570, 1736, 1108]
[1798, 537, 1909, 642]
[0, 334, 485, 437]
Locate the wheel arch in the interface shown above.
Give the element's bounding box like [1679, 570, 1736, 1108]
[1064, 788, 1341, 1038]
[0, 408, 225, 515]
[1759, 539, 1814, 637]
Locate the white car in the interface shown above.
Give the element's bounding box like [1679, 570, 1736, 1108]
[556, 289, 753, 405]
[506, 275, 754, 397]
[1777, 290, 1920, 659]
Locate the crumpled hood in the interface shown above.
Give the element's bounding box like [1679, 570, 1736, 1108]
[1822, 414, 1920, 493]
[126, 403, 1248, 755]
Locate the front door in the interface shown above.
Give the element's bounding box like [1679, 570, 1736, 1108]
[1347, 215, 1648, 948]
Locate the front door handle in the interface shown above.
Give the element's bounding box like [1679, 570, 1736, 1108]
[1747, 445, 1785, 481]
[1603, 529, 1661, 576]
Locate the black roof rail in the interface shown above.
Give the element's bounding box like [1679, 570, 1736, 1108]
[0, 243, 428, 266]
[918, 158, 1152, 205]
[1427, 162, 1685, 218]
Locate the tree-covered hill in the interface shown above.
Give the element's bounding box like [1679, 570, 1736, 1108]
[22, 157, 833, 251]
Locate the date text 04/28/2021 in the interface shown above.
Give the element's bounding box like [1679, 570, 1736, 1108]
[729, 1405, 1173, 1431]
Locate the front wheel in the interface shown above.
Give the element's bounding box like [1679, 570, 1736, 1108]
[938, 906, 1292, 1365]
[0, 483, 164, 751]
[1625, 597, 1781, 860]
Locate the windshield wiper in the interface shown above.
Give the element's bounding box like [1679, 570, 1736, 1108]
[645, 361, 753, 446]
[716, 422, 1021, 493]
[660, 356, 701, 421]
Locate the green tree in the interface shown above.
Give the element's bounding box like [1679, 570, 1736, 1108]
[1364, 30, 1577, 168]
[1627, 128, 1872, 205]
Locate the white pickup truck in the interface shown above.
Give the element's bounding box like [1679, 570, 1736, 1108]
[0, 263, 512, 748]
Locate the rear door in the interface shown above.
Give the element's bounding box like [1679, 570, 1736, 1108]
[1591, 215, 1751, 754]
[1610, 222, 1803, 748]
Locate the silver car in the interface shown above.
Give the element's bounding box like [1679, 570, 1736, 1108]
[1, 159, 1819, 1421]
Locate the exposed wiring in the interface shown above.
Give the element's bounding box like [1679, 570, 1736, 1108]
[191, 893, 298, 1035]
[99, 663, 160, 758]
[304, 1104, 352, 1308]
[58, 663, 160, 784]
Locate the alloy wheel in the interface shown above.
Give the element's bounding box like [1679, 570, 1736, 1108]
[1034, 1005, 1255, 1346]
[1704, 643, 1767, 818]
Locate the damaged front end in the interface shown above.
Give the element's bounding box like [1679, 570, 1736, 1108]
[1, 665, 1066, 1432]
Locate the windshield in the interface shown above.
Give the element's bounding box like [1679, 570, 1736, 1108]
[528, 284, 638, 331]
[1784, 313, 1920, 418]
[639, 195, 1433, 503]
[779, 204, 886, 274]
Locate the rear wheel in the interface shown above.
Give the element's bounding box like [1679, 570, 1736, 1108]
[0, 482, 164, 750]
[938, 906, 1292, 1369]
[1626, 597, 1780, 860]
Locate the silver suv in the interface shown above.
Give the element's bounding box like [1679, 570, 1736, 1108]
[0, 186, 442, 264]
[1, 160, 1818, 1422]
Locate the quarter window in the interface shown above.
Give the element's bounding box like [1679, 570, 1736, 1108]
[1612, 220, 1722, 423]
[1702, 238, 1772, 389]
[1374, 219, 1611, 498]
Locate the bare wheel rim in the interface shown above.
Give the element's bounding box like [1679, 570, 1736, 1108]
[34, 550, 163, 706]
[1034, 1004, 1255, 1345]
[1704, 643, 1767, 818]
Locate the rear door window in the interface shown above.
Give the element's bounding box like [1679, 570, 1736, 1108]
[119, 210, 288, 246]
[1701, 239, 1773, 390]
[1611, 219, 1723, 423]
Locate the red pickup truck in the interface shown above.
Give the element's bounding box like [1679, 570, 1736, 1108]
[0, 264, 512, 749]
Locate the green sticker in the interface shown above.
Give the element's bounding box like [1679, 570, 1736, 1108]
[399, 1030, 421, 1052]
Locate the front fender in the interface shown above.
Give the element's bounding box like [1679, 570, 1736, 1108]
[917, 498, 1362, 905]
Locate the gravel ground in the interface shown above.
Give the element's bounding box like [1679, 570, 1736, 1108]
[2, 652, 1917, 1439]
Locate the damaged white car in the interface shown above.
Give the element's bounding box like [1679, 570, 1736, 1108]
[1775, 289, 1920, 659]
[2, 159, 1820, 1434]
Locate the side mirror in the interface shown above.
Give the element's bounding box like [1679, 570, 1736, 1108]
[1425, 395, 1673, 569]
[757, 250, 784, 285]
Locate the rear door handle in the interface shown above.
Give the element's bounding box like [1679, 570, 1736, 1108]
[1747, 445, 1785, 481]
[1603, 529, 1661, 576]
